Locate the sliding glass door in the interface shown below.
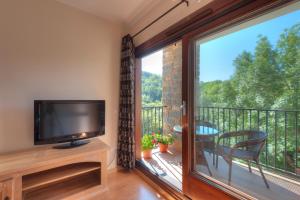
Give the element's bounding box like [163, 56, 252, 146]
[183, 2, 300, 199]
[137, 41, 183, 190]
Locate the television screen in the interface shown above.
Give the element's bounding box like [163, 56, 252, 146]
[34, 100, 105, 145]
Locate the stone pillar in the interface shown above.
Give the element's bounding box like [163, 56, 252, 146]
[162, 41, 182, 136]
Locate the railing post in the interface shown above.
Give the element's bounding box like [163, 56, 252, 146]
[266, 111, 269, 166]
[275, 111, 278, 169]
[250, 110, 252, 130]
[154, 107, 157, 132]
[162, 106, 164, 135]
[217, 107, 220, 131]
[229, 109, 231, 132]
[284, 112, 287, 171]
[296, 111, 298, 169]
[257, 110, 260, 130]
[142, 108, 145, 135]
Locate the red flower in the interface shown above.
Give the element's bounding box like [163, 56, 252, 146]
[152, 139, 157, 144]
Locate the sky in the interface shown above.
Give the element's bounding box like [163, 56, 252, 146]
[141, 50, 163, 75]
[199, 9, 300, 82]
[141, 8, 300, 79]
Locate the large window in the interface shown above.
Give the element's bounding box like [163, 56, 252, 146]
[193, 3, 300, 199]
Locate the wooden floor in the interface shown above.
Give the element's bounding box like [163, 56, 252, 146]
[91, 169, 166, 200]
[141, 148, 300, 200]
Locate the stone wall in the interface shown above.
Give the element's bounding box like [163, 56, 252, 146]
[162, 41, 182, 135]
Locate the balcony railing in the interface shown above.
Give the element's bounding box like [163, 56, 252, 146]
[142, 106, 300, 177]
[142, 106, 164, 135]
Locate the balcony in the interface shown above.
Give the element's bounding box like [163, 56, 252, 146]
[141, 106, 300, 200]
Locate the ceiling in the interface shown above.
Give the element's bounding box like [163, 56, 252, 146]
[56, 0, 163, 24]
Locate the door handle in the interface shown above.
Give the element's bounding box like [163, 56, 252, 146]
[181, 101, 186, 116]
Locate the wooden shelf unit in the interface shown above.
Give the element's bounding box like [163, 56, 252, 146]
[22, 162, 101, 192]
[0, 139, 108, 200]
[23, 170, 101, 200]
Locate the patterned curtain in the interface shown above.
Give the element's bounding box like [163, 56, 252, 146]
[117, 35, 135, 169]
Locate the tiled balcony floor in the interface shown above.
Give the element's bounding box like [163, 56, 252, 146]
[141, 147, 300, 200]
[141, 148, 182, 190]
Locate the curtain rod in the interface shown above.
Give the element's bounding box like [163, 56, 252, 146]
[132, 0, 189, 38]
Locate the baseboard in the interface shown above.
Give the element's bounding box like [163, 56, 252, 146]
[108, 166, 133, 174]
[107, 166, 119, 174]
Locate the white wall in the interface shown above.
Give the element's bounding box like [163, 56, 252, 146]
[0, 0, 122, 168]
[127, 0, 212, 46]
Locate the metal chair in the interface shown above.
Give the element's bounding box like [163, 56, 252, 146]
[216, 130, 269, 188]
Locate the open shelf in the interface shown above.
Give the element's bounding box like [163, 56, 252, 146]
[23, 171, 100, 200]
[22, 162, 100, 192]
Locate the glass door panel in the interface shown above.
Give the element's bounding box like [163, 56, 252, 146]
[187, 2, 300, 200]
[138, 41, 183, 190]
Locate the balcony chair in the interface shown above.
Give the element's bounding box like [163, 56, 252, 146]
[216, 130, 270, 188]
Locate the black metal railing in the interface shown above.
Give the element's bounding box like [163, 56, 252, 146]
[198, 106, 300, 177]
[141, 106, 300, 177]
[142, 106, 164, 135]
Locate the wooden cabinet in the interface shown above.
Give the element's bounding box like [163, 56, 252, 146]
[0, 179, 12, 200]
[0, 139, 108, 200]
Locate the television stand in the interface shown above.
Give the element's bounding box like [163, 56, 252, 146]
[53, 140, 90, 149]
[0, 138, 108, 200]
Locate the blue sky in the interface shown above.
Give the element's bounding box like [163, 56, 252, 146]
[142, 9, 300, 78]
[200, 9, 300, 82]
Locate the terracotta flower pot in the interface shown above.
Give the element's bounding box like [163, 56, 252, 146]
[142, 149, 152, 159]
[158, 143, 168, 153]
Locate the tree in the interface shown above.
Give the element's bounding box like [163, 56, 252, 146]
[221, 80, 237, 107]
[231, 51, 254, 108]
[251, 36, 283, 109]
[199, 80, 224, 107]
[142, 71, 162, 106]
[275, 23, 300, 110]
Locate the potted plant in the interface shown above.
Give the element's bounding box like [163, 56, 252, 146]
[155, 133, 175, 153]
[141, 134, 156, 159]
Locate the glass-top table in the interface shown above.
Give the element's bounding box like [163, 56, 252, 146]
[173, 125, 219, 135]
[173, 124, 219, 169]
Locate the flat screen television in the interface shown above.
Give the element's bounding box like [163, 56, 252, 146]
[34, 100, 105, 148]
